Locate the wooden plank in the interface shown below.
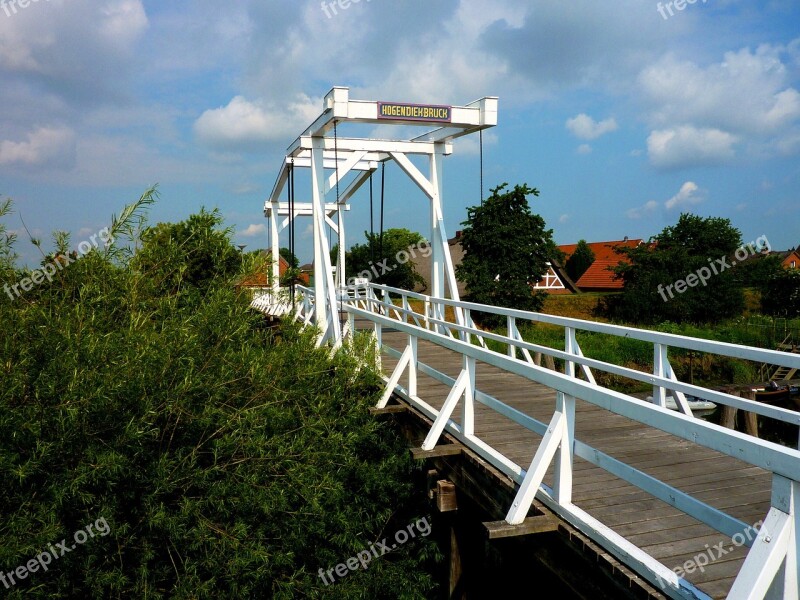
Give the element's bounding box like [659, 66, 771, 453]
[411, 444, 464, 460]
[483, 514, 559, 539]
[369, 404, 407, 416]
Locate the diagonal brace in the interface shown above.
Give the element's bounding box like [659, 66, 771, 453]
[421, 369, 470, 451]
[377, 343, 414, 408]
[506, 411, 566, 525]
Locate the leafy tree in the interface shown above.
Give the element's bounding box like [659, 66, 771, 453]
[734, 253, 783, 287]
[0, 197, 17, 286]
[344, 228, 426, 290]
[565, 239, 594, 282]
[0, 194, 440, 599]
[279, 246, 299, 268]
[761, 268, 800, 317]
[132, 208, 241, 303]
[456, 183, 557, 325]
[610, 213, 744, 323]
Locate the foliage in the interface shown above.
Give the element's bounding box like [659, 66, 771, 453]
[761, 268, 800, 317]
[565, 239, 594, 282]
[456, 183, 557, 325]
[0, 194, 439, 599]
[734, 253, 783, 287]
[344, 228, 426, 290]
[131, 207, 241, 304]
[279, 247, 299, 268]
[0, 197, 17, 285]
[609, 213, 744, 324]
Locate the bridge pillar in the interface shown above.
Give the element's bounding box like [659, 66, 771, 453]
[310, 135, 341, 345]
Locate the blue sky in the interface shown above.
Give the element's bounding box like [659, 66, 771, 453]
[1, 0, 798, 266]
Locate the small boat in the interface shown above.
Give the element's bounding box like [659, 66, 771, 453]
[753, 381, 792, 404]
[645, 395, 717, 416]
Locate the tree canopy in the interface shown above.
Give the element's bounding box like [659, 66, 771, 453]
[342, 228, 426, 290]
[761, 268, 800, 317]
[610, 213, 745, 324]
[456, 183, 557, 323]
[279, 246, 299, 268]
[565, 240, 594, 283]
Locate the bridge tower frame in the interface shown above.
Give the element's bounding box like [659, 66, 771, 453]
[264, 86, 498, 345]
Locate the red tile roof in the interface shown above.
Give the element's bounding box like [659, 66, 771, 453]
[238, 252, 310, 287]
[558, 239, 643, 291]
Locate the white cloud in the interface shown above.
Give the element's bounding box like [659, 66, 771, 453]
[194, 95, 320, 151]
[577, 144, 592, 155]
[559, 214, 570, 224]
[665, 181, 704, 210]
[626, 200, 658, 219]
[640, 45, 800, 135]
[99, 0, 149, 46]
[647, 126, 737, 169]
[566, 114, 618, 140]
[0, 126, 76, 168]
[240, 223, 267, 238]
[0, 0, 148, 104]
[639, 42, 800, 163]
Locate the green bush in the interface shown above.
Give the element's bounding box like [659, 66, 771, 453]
[0, 194, 439, 599]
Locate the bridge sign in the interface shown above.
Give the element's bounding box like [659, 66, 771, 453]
[377, 102, 452, 123]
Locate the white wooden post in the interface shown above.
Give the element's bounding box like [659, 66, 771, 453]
[554, 327, 577, 504]
[463, 354, 475, 436]
[653, 343, 667, 408]
[508, 315, 516, 359]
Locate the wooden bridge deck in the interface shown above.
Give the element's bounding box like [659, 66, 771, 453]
[377, 327, 773, 599]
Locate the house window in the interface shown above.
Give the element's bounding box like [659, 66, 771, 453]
[792, 260, 797, 268]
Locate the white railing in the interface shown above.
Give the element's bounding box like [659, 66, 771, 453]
[321, 283, 799, 600]
[248, 287, 295, 317]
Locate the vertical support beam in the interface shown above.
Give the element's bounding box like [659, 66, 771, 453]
[311, 137, 328, 334]
[449, 520, 463, 599]
[653, 344, 667, 408]
[430, 150, 445, 304]
[463, 355, 475, 437]
[507, 316, 516, 359]
[555, 328, 577, 504]
[336, 206, 346, 289]
[310, 136, 341, 345]
[270, 200, 280, 293]
[408, 335, 418, 398]
[741, 389, 760, 438]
